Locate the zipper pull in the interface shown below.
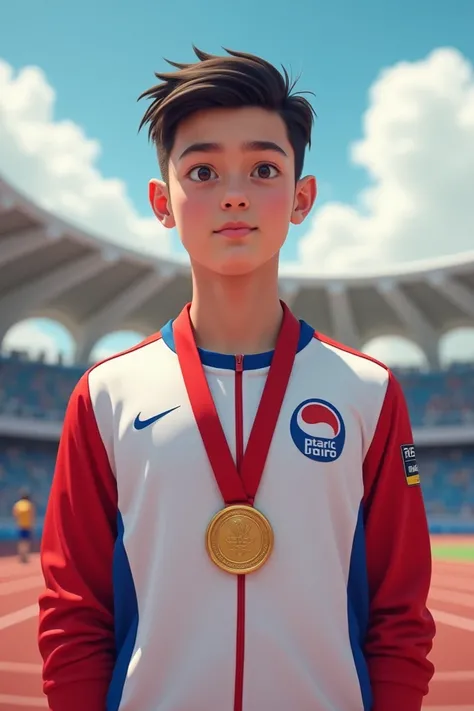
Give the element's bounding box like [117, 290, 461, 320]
[235, 354, 243, 372]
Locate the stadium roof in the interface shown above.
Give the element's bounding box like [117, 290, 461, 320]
[1, 174, 474, 367]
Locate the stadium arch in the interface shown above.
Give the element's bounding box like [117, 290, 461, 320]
[1, 172, 474, 369]
[89, 328, 148, 364]
[2, 316, 76, 365]
[362, 335, 429, 370]
[1, 173, 474, 549]
[439, 326, 474, 367]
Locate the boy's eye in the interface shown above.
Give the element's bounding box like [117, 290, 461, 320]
[252, 163, 279, 179]
[188, 166, 217, 182]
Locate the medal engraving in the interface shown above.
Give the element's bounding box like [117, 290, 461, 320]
[206, 505, 274, 574]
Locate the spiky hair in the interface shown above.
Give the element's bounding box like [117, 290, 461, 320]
[138, 46, 316, 181]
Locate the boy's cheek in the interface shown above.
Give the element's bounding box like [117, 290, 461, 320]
[175, 199, 213, 232]
[259, 187, 294, 217]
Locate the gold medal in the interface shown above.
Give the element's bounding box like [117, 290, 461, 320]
[175, 302, 299, 578]
[206, 504, 274, 575]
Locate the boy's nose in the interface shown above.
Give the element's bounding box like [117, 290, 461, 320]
[221, 191, 250, 210]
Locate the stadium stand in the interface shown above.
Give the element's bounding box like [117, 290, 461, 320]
[1, 355, 474, 428]
[0, 174, 473, 542]
[1, 353, 474, 537]
[397, 364, 474, 427]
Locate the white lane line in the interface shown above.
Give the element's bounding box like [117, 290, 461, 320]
[0, 605, 38, 632]
[0, 662, 41, 674]
[0, 571, 30, 581]
[432, 570, 474, 582]
[0, 694, 47, 708]
[429, 587, 474, 609]
[434, 670, 474, 681]
[0, 562, 41, 579]
[431, 608, 474, 632]
[432, 563, 474, 575]
[0, 577, 43, 596]
[431, 576, 474, 594]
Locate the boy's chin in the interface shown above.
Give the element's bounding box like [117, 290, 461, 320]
[190, 249, 270, 277]
[208, 255, 268, 277]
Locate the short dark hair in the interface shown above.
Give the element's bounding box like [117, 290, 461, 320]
[138, 46, 316, 183]
[19, 486, 30, 500]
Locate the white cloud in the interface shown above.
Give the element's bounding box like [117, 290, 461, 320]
[300, 48, 474, 273]
[1, 50, 473, 367]
[0, 60, 170, 255]
[1, 49, 473, 271]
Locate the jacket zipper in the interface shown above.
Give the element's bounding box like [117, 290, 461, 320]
[234, 354, 245, 711]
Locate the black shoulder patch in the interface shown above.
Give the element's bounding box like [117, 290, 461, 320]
[400, 444, 420, 486]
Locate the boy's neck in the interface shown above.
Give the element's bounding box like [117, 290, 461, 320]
[188, 258, 284, 356]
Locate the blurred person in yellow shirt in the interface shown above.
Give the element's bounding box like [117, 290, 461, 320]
[12, 488, 35, 563]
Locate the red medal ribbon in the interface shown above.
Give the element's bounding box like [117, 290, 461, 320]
[173, 301, 300, 506]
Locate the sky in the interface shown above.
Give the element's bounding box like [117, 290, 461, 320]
[1, 0, 474, 365]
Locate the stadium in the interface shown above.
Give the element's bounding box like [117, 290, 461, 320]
[0, 171, 473, 708]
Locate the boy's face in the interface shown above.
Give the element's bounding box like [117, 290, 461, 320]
[149, 106, 316, 276]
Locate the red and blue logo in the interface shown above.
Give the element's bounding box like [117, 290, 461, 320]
[290, 399, 346, 462]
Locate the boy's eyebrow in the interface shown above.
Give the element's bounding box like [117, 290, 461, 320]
[178, 140, 288, 160]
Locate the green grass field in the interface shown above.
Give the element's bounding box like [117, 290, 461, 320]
[431, 538, 474, 562]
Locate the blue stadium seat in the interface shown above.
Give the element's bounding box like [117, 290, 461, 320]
[0, 356, 474, 526]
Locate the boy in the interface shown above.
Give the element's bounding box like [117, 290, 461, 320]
[12, 487, 35, 563]
[38, 47, 435, 711]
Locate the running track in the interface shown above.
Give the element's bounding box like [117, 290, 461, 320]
[0, 552, 472, 710]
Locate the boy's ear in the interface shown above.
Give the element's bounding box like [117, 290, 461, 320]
[149, 179, 176, 228]
[291, 175, 317, 225]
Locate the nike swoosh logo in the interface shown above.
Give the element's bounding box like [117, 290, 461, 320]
[134, 406, 180, 430]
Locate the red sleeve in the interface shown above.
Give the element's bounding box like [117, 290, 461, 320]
[38, 372, 117, 711]
[363, 370, 436, 711]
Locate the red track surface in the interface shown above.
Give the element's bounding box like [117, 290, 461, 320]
[0, 551, 472, 710]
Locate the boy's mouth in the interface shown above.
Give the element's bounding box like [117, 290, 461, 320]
[214, 222, 257, 238]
